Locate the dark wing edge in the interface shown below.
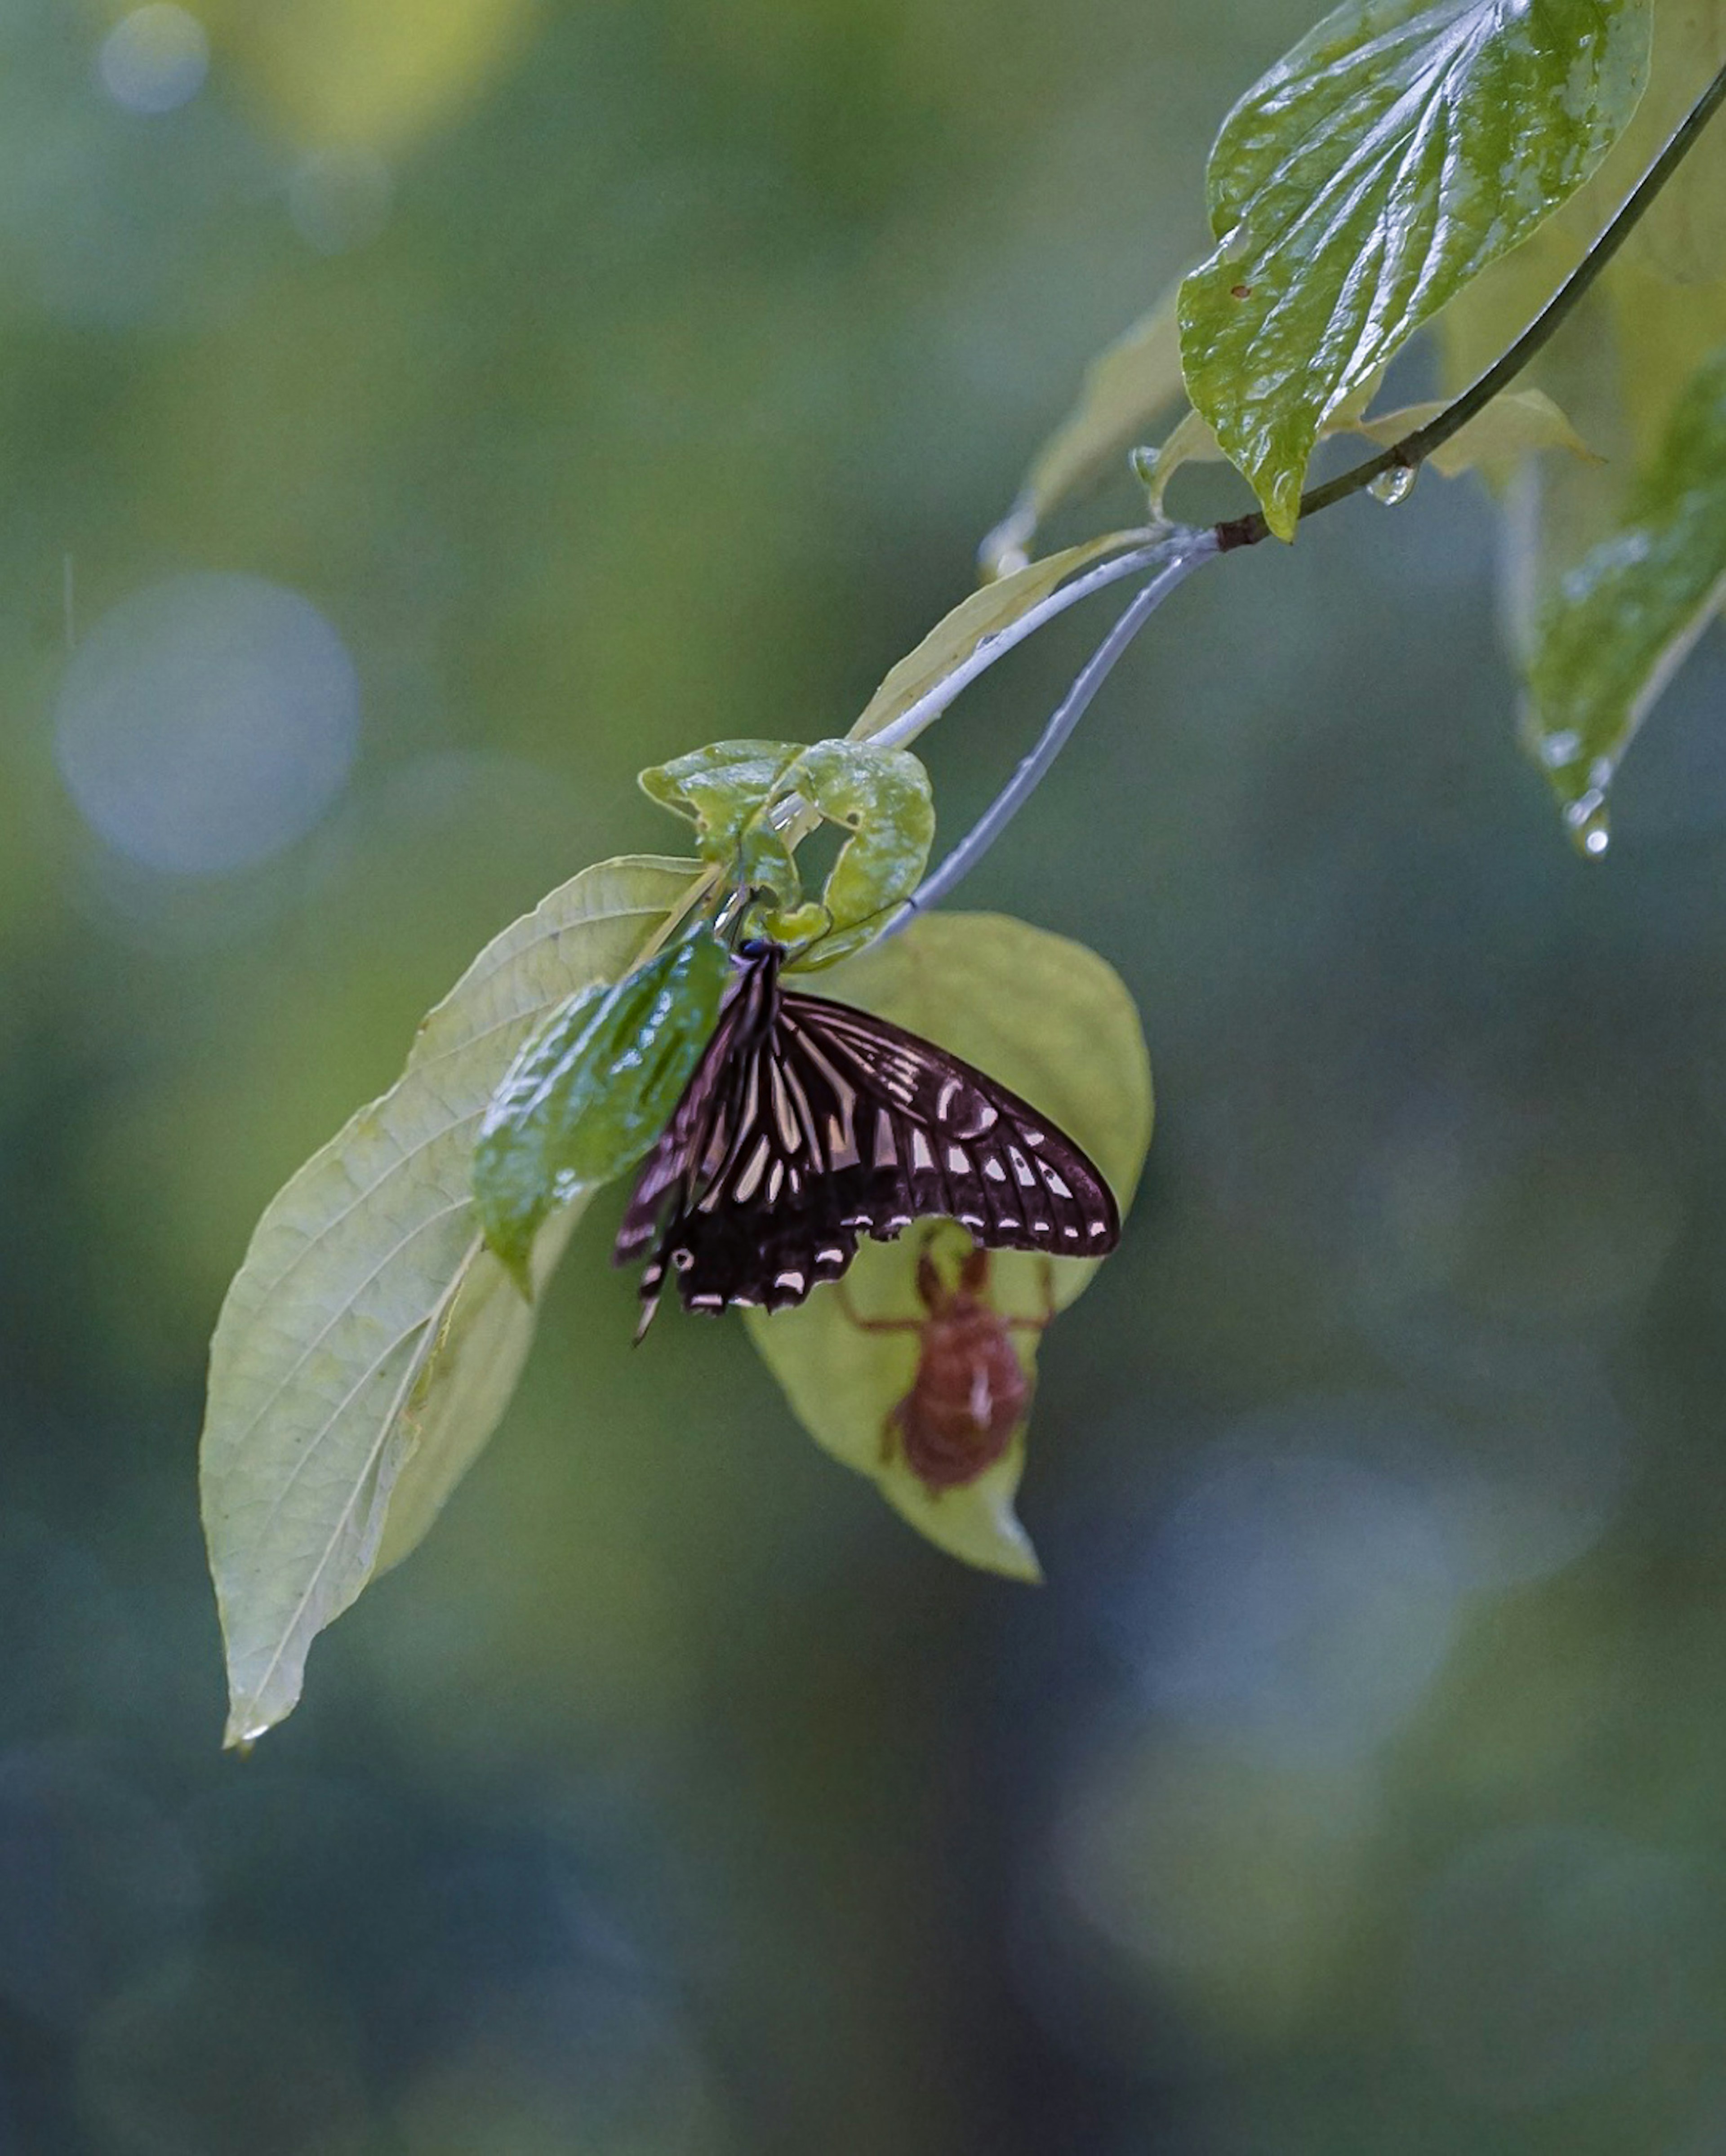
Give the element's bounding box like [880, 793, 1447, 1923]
[614, 976, 1121, 1327]
[783, 994, 1120, 1259]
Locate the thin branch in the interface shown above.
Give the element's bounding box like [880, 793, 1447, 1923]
[881, 535, 1219, 936]
[845, 58, 1726, 941]
[863, 532, 1178, 755]
[1215, 55, 1726, 551]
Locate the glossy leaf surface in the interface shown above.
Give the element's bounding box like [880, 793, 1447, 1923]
[1180, 0, 1650, 537]
[1525, 341, 1726, 843]
[472, 929, 733, 1291]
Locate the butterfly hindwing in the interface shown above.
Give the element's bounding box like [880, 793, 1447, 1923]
[614, 940, 1120, 1326]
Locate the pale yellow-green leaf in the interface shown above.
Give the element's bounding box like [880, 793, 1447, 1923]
[1615, 0, 1726, 286]
[374, 1202, 584, 1575]
[1608, 262, 1726, 465]
[200, 854, 699, 1747]
[982, 279, 1186, 572]
[1139, 408, 1223, 519]
[851, 533, 1144, 746]
[1350, 388, 1599, 479]
[1132, 380, 1588, 515]
[745, 914, 1152, 1578]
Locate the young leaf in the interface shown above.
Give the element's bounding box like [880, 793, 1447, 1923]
[1616, 0, 1726, 286]
[1179, 0, 1651, 538]
[744, 913, 1153, 1577]
[472, 929, 734, 1291]
[640, 736, 936, 957]
[200, 854, 701, 1748]
[638, 739, 806, 908]
[1350, 387, 1598, 479]
[783, 739, 934, 968]
[852, 532, 1148, 743]
[982, 280, 1187, 573]
[1524, 341, 1726, 847]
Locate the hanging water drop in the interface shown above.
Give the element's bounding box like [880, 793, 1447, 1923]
[1564, 787, 1610, 859]
[1368, 462, 1417, 506]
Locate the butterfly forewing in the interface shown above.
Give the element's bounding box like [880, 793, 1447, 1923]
[614, 940, 1119, 1326]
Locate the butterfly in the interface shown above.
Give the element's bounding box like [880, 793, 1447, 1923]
[613, 936, 1119, 1332]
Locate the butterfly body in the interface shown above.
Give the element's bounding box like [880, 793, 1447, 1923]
[614, 937, 1118, 1330]
[842, 1244, 1051, 1491]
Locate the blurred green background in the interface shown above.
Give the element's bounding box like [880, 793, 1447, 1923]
[8, 0, 1726, 2149]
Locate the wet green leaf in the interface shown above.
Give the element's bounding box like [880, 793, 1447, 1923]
[1136, 383, 1591, 520]
[1525, 340, 1726, 843]
[982, 281, 1186, 572]
[745, 913, 1152, 1578]
[1437, 0, 1726, 444]
[1180, 0, 1650, 538]
[472, 929, 733, 1291]
[200, 854, 700, 1747]
[642, 736, 934, 961]
[853, 532, 1146, 743]
[638, 739, 805, 899]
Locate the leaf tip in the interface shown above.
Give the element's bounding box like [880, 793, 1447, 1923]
[222, 1701, 274, 1752]
[1263, 471, 1302, 542]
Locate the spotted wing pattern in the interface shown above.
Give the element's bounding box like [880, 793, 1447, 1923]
[614, 940, 1119, 1330]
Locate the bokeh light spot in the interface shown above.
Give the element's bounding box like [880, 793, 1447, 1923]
[1132, 1443, 1461, 1759]
[97, 5, 209, 116]
[55, 574, 360, 877]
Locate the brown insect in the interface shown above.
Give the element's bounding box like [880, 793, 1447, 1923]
[836, 1241, 1054, 1491]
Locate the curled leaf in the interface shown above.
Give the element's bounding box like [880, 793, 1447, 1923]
[638, 739, 805, 903]
[640, 735, 934, 963]
[781, 740, 934, 968]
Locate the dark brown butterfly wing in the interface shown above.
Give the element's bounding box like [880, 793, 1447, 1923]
[614, 943, 1120, 1327]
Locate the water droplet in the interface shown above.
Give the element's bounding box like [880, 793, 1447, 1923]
[1368, 463, 1417, 506]
[1564, 789, 1610, 858]
[1539, 729, 1581, 769]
